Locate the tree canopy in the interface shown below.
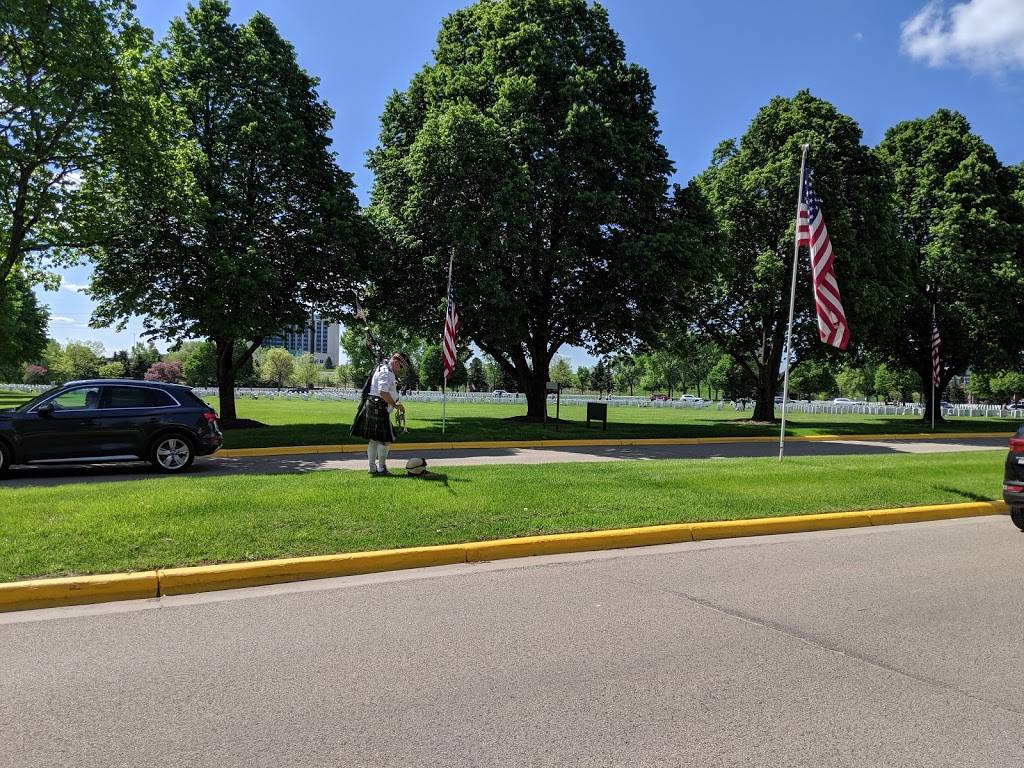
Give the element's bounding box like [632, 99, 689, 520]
[694, 90, 906, 421]
[367, 0, 690, 418]
[874, 109, 1024, 421]
[81, 0, 369, 419]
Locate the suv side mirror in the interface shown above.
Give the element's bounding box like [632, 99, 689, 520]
[36, 403, 55, 416]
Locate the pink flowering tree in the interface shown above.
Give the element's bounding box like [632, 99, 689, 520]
[144, 361, 183, 383]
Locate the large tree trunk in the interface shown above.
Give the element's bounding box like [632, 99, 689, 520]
[215, 339, 239, 421]
[752, 365, 778, 422]
[524, 375, 548, 420]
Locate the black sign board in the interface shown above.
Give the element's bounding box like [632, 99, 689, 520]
[586, 401, 608, 430]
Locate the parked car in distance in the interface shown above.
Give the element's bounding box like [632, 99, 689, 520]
[0, 380, 222, 476]
[1003, 426, 1024, 531]
[831, 397, 855, 404]
[492, 389, 508, 397]
[678, 394, 704, 403]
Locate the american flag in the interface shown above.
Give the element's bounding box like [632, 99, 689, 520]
[442, 273, 460, 381]
[796, 166, 850, 350]
[931, 317, 941, 387]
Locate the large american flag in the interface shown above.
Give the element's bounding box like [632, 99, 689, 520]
[442, 277, 460, 381]
[796, 166, 850, 350]
[931, 317, 941, 387]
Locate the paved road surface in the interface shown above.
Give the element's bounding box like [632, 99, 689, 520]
[2, 516, 1022, 767]
[2, 436, 1007, 487]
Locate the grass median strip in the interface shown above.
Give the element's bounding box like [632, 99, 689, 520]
[0, 451, 1003, 583]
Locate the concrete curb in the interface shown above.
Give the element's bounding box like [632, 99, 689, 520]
[0, 500, 1007, 613]
[217, 432, 1011, 459]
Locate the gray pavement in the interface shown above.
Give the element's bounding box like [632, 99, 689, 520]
[2, 516, 1023, 767]
[1, 436, 1008, 487]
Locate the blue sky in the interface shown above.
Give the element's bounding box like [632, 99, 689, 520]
[42, 0, 1024, 366]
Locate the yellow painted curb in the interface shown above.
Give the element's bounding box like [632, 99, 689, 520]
[156, 543, 468, 596]
[216, 432, 1011, 458]
[0, 501, 1008, 612]
[689, 510, 875, 540]
[866, 500, 1007, 526]
[0, 572, 158, 613]
[464, 523, 695, 562]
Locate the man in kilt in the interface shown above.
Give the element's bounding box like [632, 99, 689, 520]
[351, 351, 409, 476]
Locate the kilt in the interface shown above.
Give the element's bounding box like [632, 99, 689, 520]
[351, 396, 395, 443]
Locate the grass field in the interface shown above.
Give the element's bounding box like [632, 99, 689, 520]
[0, 451, 1004, 582]
[2, 389, 1016, 448]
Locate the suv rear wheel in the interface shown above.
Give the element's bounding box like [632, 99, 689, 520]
[0, 441, 10, 476]
[1011, 507, 1024, 532]
[150, 435, 195, 473]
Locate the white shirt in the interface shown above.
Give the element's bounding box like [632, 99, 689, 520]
[370, 362, 399, 412]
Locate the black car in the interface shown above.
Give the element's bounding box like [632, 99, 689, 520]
[0, 380, 222, 476]
[1003, 426, 1024, 531]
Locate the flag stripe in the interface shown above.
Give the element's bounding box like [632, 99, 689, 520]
[798, 165, 849, 350]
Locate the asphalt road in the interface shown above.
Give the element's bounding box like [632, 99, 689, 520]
[2, 516, 1022, 767]
[1, 436, 1008, 487]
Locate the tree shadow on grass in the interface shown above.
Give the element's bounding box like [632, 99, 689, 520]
[932, 485, 996, 503]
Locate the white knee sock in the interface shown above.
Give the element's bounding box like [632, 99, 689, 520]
[368, 441, 380, 471]
[378, 443, 391, 472]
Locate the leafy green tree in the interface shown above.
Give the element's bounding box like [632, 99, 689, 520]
[259, 347, 294, 389]
[468, 357, 486, 392]
[482, 355, 504, 391]
[835, 363, 876, 400]
[0, 0, 142, 284]
[966, 370, 993, 403]
[127, 340, 159, 379]
[419, 345, 443, 391]
[549, 357, 573, 388]
[874, 110, 1023, 422]
[323, 356, 334, 370]
[611, 355, 638, 396]
[946, 377, 966, 404]
[575, 366, 591, 394]
[97, 360, 125, 378]
[367, 0, 688, 419]
[591, 359, 613, 397]
[695, 91, 905, 421]
[788, 359, 837, 401]
[340, 323, 427, 384]
[707, 354, 755, 401]
[0, 268, 48, 378]
[181, 341, 217, 386]
[292, 353, 320, 389]
[83, 0, 368, 421]
[874, 363, 919, 404]
[52, 340, 104, 381]
[989, 371, 1024, 405]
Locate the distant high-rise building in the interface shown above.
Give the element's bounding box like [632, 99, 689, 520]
[265, 314, 340, 365]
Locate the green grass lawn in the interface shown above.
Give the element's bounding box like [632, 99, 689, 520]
[0, 451, 1004, 582]
[203, 396, 1016, 448]
[3, 388, 1016, 449]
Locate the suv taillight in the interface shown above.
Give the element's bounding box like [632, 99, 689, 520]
[1009, 437, 1024, 453]
[202, 411, 218, 423]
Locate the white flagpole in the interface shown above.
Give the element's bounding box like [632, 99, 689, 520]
[779, 143, 810, 462]
[442, 252, 454, 436]
[931, 304, 936, 432]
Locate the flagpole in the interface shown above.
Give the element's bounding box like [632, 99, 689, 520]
[442, 251, 454, 436]
[779, 143, 810, 462]
[931, 303, 936, 432]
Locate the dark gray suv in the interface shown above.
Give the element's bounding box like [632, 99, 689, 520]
[0, 380, 222, 475]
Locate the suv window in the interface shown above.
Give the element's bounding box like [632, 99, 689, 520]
[45, 386, 102, 411]
[105, 386, 176, 409]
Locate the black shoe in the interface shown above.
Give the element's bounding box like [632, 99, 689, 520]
[377, 469, 391, 477]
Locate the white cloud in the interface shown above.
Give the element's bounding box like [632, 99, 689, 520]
[901, 0, 1024, 73]
[60, 281, 88, 293]
[853, 31, 864, 41]
[50, 316, 77, 324]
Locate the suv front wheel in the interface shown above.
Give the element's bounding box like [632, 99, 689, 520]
[0, 441, 10, 476]
[150, 435, 195, 473]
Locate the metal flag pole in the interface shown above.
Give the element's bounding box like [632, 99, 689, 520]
[931, 303, 936, 432]
[779, 143, 810, 462]
[441, 251, 454, 436]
